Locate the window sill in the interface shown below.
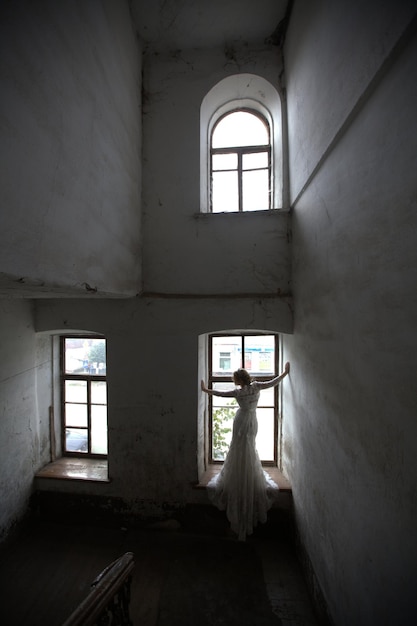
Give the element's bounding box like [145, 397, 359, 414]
[35, 457, 110, 483]
[195, 465, 291, 492]
[195, 208, 289, 218]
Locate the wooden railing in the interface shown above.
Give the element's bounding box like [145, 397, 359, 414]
[62, 552, 135, 626]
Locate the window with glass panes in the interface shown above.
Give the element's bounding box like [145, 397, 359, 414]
[210, 109, 271, 212]
[208, 333, 278, 464]
[61, 336, 108, 457]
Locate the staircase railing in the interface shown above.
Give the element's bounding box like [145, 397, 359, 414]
[62, 551, 135, 626]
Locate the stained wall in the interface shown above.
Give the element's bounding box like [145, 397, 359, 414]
[0, 0, 141, 297]
[141, 43, 290, 295]
[3, 3, 416, 623]
[0, 0, 141, 538]
[0, 301, 51, 540]
[0, 1, 292, 538]
[283, 1, 417, 623]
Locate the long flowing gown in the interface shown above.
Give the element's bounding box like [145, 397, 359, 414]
[207, 381, 279, 541]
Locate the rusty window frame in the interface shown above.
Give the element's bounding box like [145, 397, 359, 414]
[208, 333, 279, 465]
[60, 335, 108, 459]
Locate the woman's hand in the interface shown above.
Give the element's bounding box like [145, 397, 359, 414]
[201, 379, 207, 392]
[284, 361, 290, 375]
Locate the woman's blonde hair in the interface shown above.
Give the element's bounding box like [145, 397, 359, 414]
[233, 368, 252, 386]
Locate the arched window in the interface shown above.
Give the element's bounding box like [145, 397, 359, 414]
[200, 74, 283, 213]
[211, 110, 271, 212]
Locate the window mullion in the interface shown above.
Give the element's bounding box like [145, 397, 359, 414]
[87, 379, 92, 454]
[237, 150, 243, 212]
[268, 145, 272, 209]
[241, 335, 245, 368]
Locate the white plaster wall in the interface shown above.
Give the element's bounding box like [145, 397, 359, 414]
[34, 296, 292, 508]
[0, 0, 142, 297]
[0, 5, 293, 538]
[142, 44, 291, 295]
[286, 0, 417, 202]
[284, 1, 417, 623]
[0, 301, 50, 540]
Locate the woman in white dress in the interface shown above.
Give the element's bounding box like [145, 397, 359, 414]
[201, 362, 290, 541]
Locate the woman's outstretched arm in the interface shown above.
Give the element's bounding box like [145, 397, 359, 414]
[201, 380, 237, 397]
[256, 362, 290, 389]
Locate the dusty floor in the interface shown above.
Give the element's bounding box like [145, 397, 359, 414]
[0, 516, 318, 626]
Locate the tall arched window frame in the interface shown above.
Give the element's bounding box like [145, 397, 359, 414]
[200, 74, 284, 213]
[210, 109, 272, 212]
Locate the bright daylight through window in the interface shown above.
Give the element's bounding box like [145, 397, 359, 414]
[209, 334, 278, 463]
[210, 110, 271, 212]
[61, 336, 108, 456]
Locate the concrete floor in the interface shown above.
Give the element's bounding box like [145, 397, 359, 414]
[0, 515, 318, 626]
[256, 539, 319, 625]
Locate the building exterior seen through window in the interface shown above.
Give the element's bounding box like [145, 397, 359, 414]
[61, 336, 108, 457]
[210, 109, 271, 212]
[209, 333, 278, 463]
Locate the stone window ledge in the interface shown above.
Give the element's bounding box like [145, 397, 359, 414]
[35, 457, 109, 483]
[195, 465, 292, 492]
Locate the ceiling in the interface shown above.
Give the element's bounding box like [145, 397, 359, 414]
[129, 0, 290, 52]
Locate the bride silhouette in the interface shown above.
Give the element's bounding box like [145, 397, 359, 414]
[201, 362, 290, 541]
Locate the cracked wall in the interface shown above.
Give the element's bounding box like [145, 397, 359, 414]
[141, 43, 291, 296]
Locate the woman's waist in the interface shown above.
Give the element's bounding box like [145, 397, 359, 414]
[236, 401, 258, 409]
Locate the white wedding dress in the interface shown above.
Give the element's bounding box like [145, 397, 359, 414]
[207, 381, 279, 541]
